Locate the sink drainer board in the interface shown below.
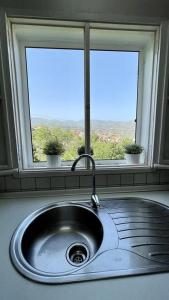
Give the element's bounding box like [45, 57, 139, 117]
[103, 198, 169, 264]
[10, 198, 169, 284]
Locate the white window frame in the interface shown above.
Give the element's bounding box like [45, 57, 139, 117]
[7, 18, 160, 171]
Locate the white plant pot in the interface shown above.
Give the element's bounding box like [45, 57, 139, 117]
[47, 155, 61, 168]
[78, 157, 86, 167]
[125, 154, 141, 165]
[78, 157, 92, 168]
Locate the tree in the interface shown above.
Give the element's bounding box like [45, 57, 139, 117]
[32, 125, 134, 162]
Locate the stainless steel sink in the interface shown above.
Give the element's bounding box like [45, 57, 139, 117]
[17, 204, 103, 273]
[10, 202, 116, 283]
[10, 198, 169, 284]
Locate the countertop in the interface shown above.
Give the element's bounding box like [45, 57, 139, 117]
[1, 190, 169, 300]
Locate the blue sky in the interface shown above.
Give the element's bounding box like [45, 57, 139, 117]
[26, 48, 138, 122]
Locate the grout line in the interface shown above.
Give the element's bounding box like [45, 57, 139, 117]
[64, 176, 66, 190]
[133, 173, 136, 186]
[4, 176, 7, 192]
[49, 176, 51, 190]
[19, 177, 22, 191]
[132, 173, 134, 186]
[159, 170, 162, 185]
[146, 172, 148, 185]
[157, 170, 160, 185]
[106, 174, 108, 187]
[35, 177, 38, 190]
[120, 173, 122, 186]
[78, 175, 80, 189]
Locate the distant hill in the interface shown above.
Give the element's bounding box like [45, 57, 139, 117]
[31, 117, 84, 130]
[31, 117, 135, 136]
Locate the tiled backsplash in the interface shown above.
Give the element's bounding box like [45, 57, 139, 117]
[0, 170, 169, 193]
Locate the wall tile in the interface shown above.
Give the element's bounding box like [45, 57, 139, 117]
[1, 169, 168, 194]
[80, 175, 92, 188]
[0, 176, 5, 191]
[5, 175, 21, 191]
[65, 176, 79, 189]
[21, 177, 36, 190]
[147, 172, 160, 185]
[134, 173, 146, 185]
[121, 174, 134, 186]
[160, 170, 169, 184]
[107, 174, 120, 187]
[96, 174, 107, 187]
[36, 177, 50, 190]
[51, 176, 65, 190]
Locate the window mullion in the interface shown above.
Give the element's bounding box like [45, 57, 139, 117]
[84, 23, 91, 169]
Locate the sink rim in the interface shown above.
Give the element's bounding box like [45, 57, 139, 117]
[10, 201, 107, 281]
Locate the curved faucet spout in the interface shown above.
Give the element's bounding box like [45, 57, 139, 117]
[71, 154, 100, 209]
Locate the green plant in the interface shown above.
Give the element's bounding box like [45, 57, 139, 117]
[124, 144, 143, 154]
[77, 145, 94, 156]
[43, 139, 65, 156]
[32, 144, 40, 162]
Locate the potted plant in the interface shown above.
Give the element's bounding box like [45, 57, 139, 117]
[43, 138, 65, 168]
[124, 144, 143, 164]
[77, 145, 94, 167]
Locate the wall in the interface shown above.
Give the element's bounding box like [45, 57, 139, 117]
[0, 0, 169, 19]
[0, 170, 169, 192]
[1, 0, 169, 193]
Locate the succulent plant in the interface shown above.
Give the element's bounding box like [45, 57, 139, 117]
[43, 139, 65, 155]
[77, 145, 94, 156]
[124, 144, 143, 154]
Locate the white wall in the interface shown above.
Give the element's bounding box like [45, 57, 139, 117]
[0, 0, 169, 19]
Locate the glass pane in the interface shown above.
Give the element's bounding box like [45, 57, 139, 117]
[90, 50, 139, 161]
[26, 45, 84, 163]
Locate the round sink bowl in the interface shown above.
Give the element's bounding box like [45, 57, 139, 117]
[10, 203, 103, 282]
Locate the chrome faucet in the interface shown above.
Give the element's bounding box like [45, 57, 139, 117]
[71, 154, 100, 209]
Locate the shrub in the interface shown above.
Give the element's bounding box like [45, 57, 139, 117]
[124, 144, 143, 154]
[77, 145, 94, 156]
[43, 139, 65, 155]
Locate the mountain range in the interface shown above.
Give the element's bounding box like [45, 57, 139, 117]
[31, 117, 135, 135]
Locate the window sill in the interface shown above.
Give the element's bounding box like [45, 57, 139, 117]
[154, 164, 169, 169]
[27, 158, 146, 169]
[14, 164, 154, 178]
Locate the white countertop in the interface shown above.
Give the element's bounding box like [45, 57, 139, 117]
[1, 190, 169, 300]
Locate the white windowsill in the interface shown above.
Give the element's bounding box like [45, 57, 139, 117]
[14, 164, 154, 178]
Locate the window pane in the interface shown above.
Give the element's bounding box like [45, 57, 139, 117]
[26, 47, 84, 163]
[90, 50, 139, 160]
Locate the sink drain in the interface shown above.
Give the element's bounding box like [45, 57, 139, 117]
[66, 243, 90, 266]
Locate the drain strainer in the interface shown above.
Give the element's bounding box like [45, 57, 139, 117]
[66, 243, 90, 266]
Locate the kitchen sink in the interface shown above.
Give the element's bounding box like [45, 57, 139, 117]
[10, 202, 117, 283]
[10, 198, 169, 284]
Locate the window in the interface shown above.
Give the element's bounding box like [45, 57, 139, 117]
[26, 48, 84, 163]
[8, 20, 158, 170]
[90, 50, 138, 160]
